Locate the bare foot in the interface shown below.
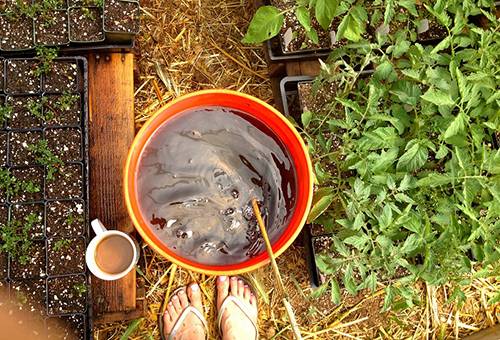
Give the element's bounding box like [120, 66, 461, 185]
[163, 284, 206, 340]
[217, 276, 258, 340]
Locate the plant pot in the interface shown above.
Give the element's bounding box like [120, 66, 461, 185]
[103, 0, 140, 42]
[124, 90, 313, 275]
[68, 6, 106, 43]
[0, 14, 35, 52]
[34, 10, 70, 47]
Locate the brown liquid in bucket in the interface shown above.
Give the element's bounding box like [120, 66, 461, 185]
[136, 106, 297, 265]
[95, 235, 134, 274]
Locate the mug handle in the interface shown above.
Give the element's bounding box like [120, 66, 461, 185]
[91, 219, 107, 235]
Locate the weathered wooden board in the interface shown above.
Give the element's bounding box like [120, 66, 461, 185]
[88, 52, 142, 323]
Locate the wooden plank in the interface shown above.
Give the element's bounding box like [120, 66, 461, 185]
[463, 325, 500, 340]
[88, 52, 139, 320]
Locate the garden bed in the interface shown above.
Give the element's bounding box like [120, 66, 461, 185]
[0, 56, 91, 339]
[0, 0, 140, 51]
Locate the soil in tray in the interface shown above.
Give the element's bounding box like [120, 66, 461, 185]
[11, 203, 45, 239]
[0, 132, 7, 166]
[46, 164, 83, 200]
[34, 10, 70, 46]
[104, 0, 140, 33]
[69, 7, 105, 42]
[297, 81, 339, 117]
[10, 241, 46, 279]
[47, 238, 85, 276]
[44, 94, 82, 127]
[46, 200, 85, 237]
[6, 96, 44, 130]
[5, 60, 41, 95]
[11, 167, 44, 203]
[43, 61, 80, 93]
[47, 275, 87, 315]
[9, 131, 43, 167]
[10, 279, 46, 317]
[46, 128, 82, 162]
[47, 314, 85, 340]
[0, 14, 35, 51]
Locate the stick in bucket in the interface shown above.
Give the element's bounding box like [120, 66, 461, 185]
[251, 198, 303, 340]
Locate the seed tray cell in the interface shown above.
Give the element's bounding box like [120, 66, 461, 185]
[0, 56, 91, 339]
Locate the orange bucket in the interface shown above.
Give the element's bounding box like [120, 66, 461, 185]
[124, 90, 313, 275]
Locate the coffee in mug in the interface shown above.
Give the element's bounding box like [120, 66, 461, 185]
[86, 219, 139, 281]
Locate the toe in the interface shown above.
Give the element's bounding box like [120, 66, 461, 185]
[187, 283, 203, 312]
[216, 276, 229, 310]
[237, 279, 245, 298]
[244, 285, 251, 301]
[250, 294, 257, 307]
[167, 302, 177, 322]
[230, 276, 238, 297]
[171, 294, 183, 313]
[178, 288, 189, 308]
[163, 310, 172, 327]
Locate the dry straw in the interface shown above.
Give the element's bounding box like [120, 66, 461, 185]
[95, 0, 499, 338]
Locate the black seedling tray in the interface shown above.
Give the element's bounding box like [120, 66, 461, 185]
[0, 56, 91, 339]
[0, 0, 139, 53]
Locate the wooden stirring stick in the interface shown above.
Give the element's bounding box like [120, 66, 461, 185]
[251, 199, 303, 340]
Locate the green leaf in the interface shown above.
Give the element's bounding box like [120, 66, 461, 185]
[242, 6, 284, 44]
[443, 111, 468, 140]
[343, 264, 358, 295]
[431, 36, 451, 54]
[330, 279, 341, 304]
[401, 234, 421, 254]
[315, 0, 339, 31]
[378, 205, 393, 229]
[337, 5, 367, 42]
[301, 110, 313, 127]
[307, 189, 334, 223]
[384, 0, 395, 25]
[383, 285, 395, 311]
[421, 87, 455, 106]
[344, 233, 369, 250]
[297, 6, 319, 44]
[435, 144, 449, 159]
[371, 148, 399, 174]
[358, 127, 400, 150]
[374, 60, 394, 80]
[416, 174, 454, 187]
[397, 141, 428, 172]
[120, 319, 143, 340]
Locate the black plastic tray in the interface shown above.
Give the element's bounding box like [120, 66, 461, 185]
[0, 0, 139, 54]
[0, 56, 91, 339]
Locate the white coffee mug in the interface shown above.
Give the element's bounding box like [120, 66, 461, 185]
[86, 219, 140, 281]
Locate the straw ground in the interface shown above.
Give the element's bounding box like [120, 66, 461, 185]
[95, 0, 499, 338]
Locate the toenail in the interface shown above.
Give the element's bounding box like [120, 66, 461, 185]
[244, 285, 249, 288]
[231, 277, 237, 281]
[219, 276, 227, 282]
[172, 295, 178, 300]
[168, 302, 173, 306]
[191, 283, 199, 291]
[178, 290, 185, 295]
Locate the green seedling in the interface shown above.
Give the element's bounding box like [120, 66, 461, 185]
[0, 168, 40, 198]
[27, 140, 62, 181]
[0, 104, 12, 126]
[34, 47, 59, 77]
[0, 213, 39, 265]
[52, 238, 72, 252]
[66, 212, 84, 226]
[73, 283, 87, 297]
